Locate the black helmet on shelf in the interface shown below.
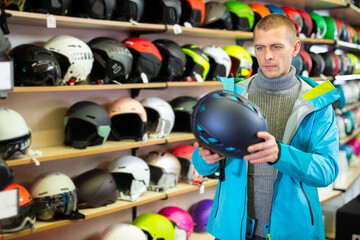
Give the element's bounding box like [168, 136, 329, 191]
[23, 0, 72, 15]
[142, 0, 182, 25]
[70, 0, 116, 19]
[8, 44, 61, 86]
[170, 96, 198, 132]
[88, 37, 133, 85]
[74, 168, 118, 208]
[153, 39, 186, 82]
[122, 37, 163, 83]
[202, 1, 232, 30]
[191, 90, 268, 157]
[309, 53, 325, 77]
[112, 0, 145, 22]
[179, 0, 205, 27]
[64, 101, 111, 149]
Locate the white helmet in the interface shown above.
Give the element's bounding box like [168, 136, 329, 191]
[145, 151, 181, 191]
[29, 172, 80, 221]
[140, 97, 175, 139]
[108, 155, 150, 202]
[100, 223, 147, 240]
[0, 107, 32, 160]
[202, 45, 231, 80]
[44, 35, 94, 85]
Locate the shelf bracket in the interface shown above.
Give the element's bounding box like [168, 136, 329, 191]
[132, 206, 137, 221]
[0, 5, 11, 34]
[129, 24, 168, 38]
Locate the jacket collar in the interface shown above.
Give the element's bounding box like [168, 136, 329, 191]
[218, 75, 340, 111]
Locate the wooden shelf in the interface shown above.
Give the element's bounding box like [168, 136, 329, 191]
[11, 83, 167, 92]
[2, 180, 218, 240]
[5, 9, 345, 43]
[329, 3, 360, 27]
[190, 231, 214, 240]
[333, 165, 360, 191]
[339, 128, 360, 145]
[319, 190, 343, 204]
[6, 132, 195, 167]
[9, 81, 225, 93]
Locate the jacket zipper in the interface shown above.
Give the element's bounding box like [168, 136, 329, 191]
[300, 182, 314, 226]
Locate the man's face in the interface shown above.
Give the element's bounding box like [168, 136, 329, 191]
[253, 26, 300, 79]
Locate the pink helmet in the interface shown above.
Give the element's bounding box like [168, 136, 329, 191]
[108, 97, 147, 141]
[158, 206, 194, 238]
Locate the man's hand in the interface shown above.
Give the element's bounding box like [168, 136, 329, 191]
[193, 142, 225, 164]
[243, 131, 279, 164]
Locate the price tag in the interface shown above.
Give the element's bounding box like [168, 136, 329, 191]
[140, 73, 149, 83]
[129, 19, 139, 25]
[47, 14, 56, 28]
[0, 61, 14, 91]
[194, 72, 203, 82]
[302, 70, 309, 78]
[173, 24, 182, 35]
[199, 183, 205, 194]
[0, 188, 19, 220]
[184, 22, 193, 28]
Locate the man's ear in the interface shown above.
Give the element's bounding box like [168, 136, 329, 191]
[292, 40, 301, 57]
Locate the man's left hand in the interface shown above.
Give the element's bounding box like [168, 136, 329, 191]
[243, 131, 279, 164]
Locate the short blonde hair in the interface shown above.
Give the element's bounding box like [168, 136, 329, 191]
[253, 13, 297, 43]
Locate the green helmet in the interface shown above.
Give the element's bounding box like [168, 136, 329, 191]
[351, 25, 358, 44]
[346, 53, 359, 74]
[223, 45, 253, 79]
[308, 12, 327, 39]
[224, 1, 254, 31]
[323, 16, 337, 40]
[133, 213, 175, 240]
[182, 44, 210, 81]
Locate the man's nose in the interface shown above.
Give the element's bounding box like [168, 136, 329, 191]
[265, 49, 273, 60]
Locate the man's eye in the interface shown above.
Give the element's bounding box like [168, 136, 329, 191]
[256, 47, 264, 51]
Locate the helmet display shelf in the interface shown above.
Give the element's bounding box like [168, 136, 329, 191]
[1, 179, 218, 239]
[3, 0, 360, 239]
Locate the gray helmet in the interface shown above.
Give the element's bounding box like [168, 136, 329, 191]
[112, 0, 144, 22]
[170, 96, 198, 132]
[202, 1, 232, 30]
[88, 37, 133, 84]
[64, 101, 111, 149]
[74, 168, 118, 208]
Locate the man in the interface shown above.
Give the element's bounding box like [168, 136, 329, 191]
[192, 13, 339, 240]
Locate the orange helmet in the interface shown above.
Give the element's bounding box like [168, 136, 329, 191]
[0, 183, 36, 233]
[249, 3, 270, 29]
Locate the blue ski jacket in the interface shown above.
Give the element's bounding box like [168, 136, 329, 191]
[192, 75, 340, 240]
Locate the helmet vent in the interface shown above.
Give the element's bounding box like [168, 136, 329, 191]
[86, 115, 96, 119]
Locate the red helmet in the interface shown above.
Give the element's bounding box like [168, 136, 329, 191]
[281, 6, 303, 34]
[122, 37, 162, 83]
[180, 0, 205, 27]
[170, 144, 205, 185]
[298, 49, 312, 75]
[296, 9, 313, 37]
[0, 183, 36, 233]
[333, 17, 345, 41]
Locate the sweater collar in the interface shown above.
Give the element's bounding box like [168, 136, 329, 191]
[255, 66, 297, 91]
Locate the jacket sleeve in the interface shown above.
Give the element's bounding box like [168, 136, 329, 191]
[192, 148, 220, 176]
[270, 105, 339, 187]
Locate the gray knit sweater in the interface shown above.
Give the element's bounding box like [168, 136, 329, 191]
[247, 66, 300, 238]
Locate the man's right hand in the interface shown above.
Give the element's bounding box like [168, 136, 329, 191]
[193, 142, 225, 164]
